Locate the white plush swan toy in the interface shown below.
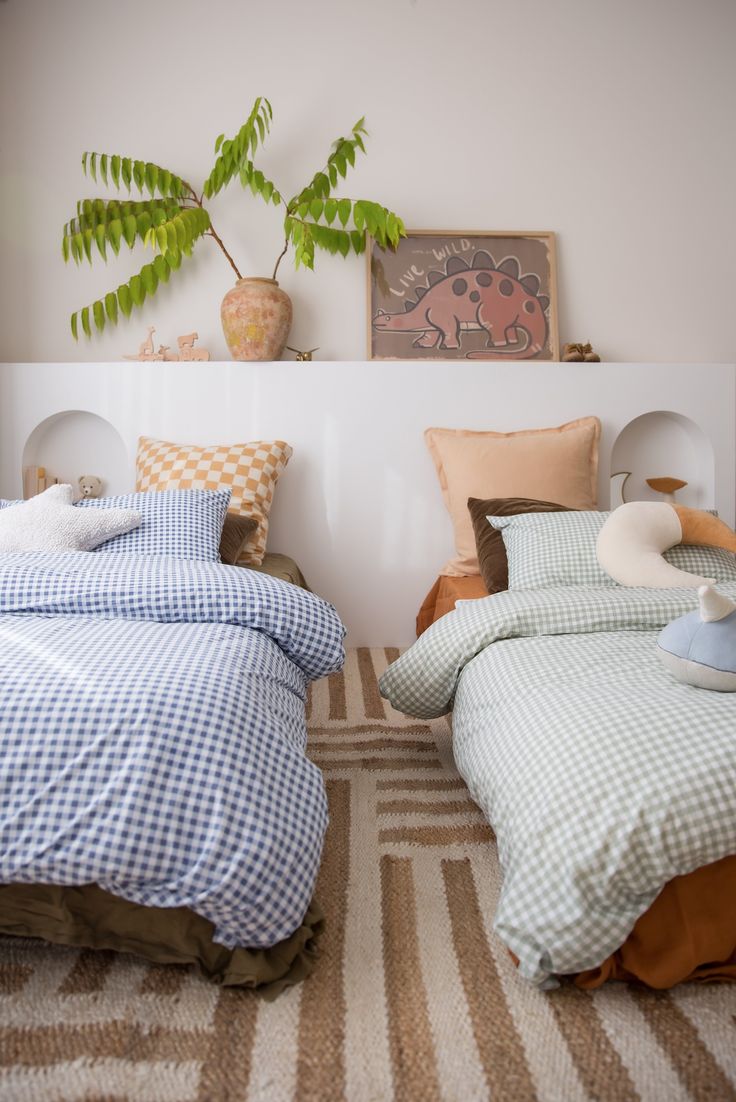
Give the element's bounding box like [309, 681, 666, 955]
[658, 585, 736, 691]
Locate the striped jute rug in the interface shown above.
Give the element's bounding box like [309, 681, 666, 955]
[1, 648, 735, 1101]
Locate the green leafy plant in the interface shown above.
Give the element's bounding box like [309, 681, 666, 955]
[62, 97, 406, 338]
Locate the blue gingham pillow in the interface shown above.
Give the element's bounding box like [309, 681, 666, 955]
[78, 488, 231, 561]
[489, 510, 736, 589]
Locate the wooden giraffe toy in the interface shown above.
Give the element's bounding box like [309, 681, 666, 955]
[124, 326, 158, 360]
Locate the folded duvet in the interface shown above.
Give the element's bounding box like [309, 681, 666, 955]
[0, 551, 345, 950]
[380, 585, 736, 986]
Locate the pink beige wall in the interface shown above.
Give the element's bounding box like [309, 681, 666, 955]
[1, 0, 735, 364]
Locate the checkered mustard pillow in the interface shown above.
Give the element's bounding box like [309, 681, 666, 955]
[136, 437, 292, 566]
[488, 510, 736, 589]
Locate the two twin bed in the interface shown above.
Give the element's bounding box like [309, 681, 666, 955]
[1, 425, 735, 994]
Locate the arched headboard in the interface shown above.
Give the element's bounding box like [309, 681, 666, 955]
[1, 360, 734, 643]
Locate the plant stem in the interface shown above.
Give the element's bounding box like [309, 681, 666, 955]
[181, 179, 243, 281]
[206, 225, 242, 280]
[272, 237, 289, 280]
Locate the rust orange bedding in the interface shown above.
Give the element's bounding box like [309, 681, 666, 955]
[574, 854, 736, 988]
[415, 574, 736, 988]
[416, 575, 489, 635]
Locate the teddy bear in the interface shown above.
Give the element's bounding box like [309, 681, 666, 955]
[78, 475, 103, 499]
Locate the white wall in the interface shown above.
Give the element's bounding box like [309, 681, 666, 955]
[1, 0, 735, 365]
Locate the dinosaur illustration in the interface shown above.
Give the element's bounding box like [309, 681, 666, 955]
[371, 251, 549, 358]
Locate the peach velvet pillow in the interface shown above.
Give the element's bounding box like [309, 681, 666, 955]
[425, 417, 601, 575]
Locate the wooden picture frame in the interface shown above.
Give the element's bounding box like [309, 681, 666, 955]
[367, 230, 559, 361]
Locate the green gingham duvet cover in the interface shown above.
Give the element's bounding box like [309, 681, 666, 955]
[379, 585, 736, 988]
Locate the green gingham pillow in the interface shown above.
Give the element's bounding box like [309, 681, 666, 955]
[488, 510, 736, 589]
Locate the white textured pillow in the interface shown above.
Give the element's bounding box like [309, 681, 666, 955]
[0, 484, 141, 552]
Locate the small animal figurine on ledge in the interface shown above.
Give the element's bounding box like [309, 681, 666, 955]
[286, 346, 320, 362]
[124, 326, 162, 360]
[646, 477, 688, 504]
[124, 328, 210, 362]
[562, 342, 601, 362]
[78, 475, 103, 499]
[157, 345, 180, 362]
[177, 332, 210, 361]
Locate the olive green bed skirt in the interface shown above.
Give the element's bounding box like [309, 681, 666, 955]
[248, 552, 311, 591]
[0, 883, 323, 998]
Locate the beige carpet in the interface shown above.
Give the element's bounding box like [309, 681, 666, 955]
[1, 647, 735, 1101]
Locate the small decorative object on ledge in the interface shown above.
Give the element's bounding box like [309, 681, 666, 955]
[22, 466, 58, 499]
[124, 329, 210, 362]
[124, 327, 162, 361]
[78, 475, 103, 499]
[646, 476, 687, 503]
[610, 471, 631, 508]
[176, 332, 210, 361]
[221, 278, 293, 360]
[286, 346, 320, 362]
[562, 342, 601, 362]
[157, 345, 180, 361]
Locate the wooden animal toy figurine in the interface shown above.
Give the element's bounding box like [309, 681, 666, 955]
[562, 342, 600, 362]
[157, 345, 180, 361]
[125, 329, 209, 361]
[286, 346, 320, 361]
[78, 475, 103, 499]
[124, 326, 158, 360]
[177, 332, 210, 361]
[139, 326, 155, 356]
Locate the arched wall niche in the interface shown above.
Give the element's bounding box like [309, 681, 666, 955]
[22, 411, 131, 497]
[609, 411, 714, 509]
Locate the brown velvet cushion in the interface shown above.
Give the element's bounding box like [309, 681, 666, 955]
[467, 497, 571, 593]
[219, 512, 258, 565]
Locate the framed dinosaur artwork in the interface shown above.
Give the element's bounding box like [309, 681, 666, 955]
[367, 230, 559, 361]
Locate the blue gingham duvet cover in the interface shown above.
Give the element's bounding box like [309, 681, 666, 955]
[0, 551, 345, 949]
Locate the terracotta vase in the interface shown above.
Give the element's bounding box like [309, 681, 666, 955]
[220, 277, 293, 361]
